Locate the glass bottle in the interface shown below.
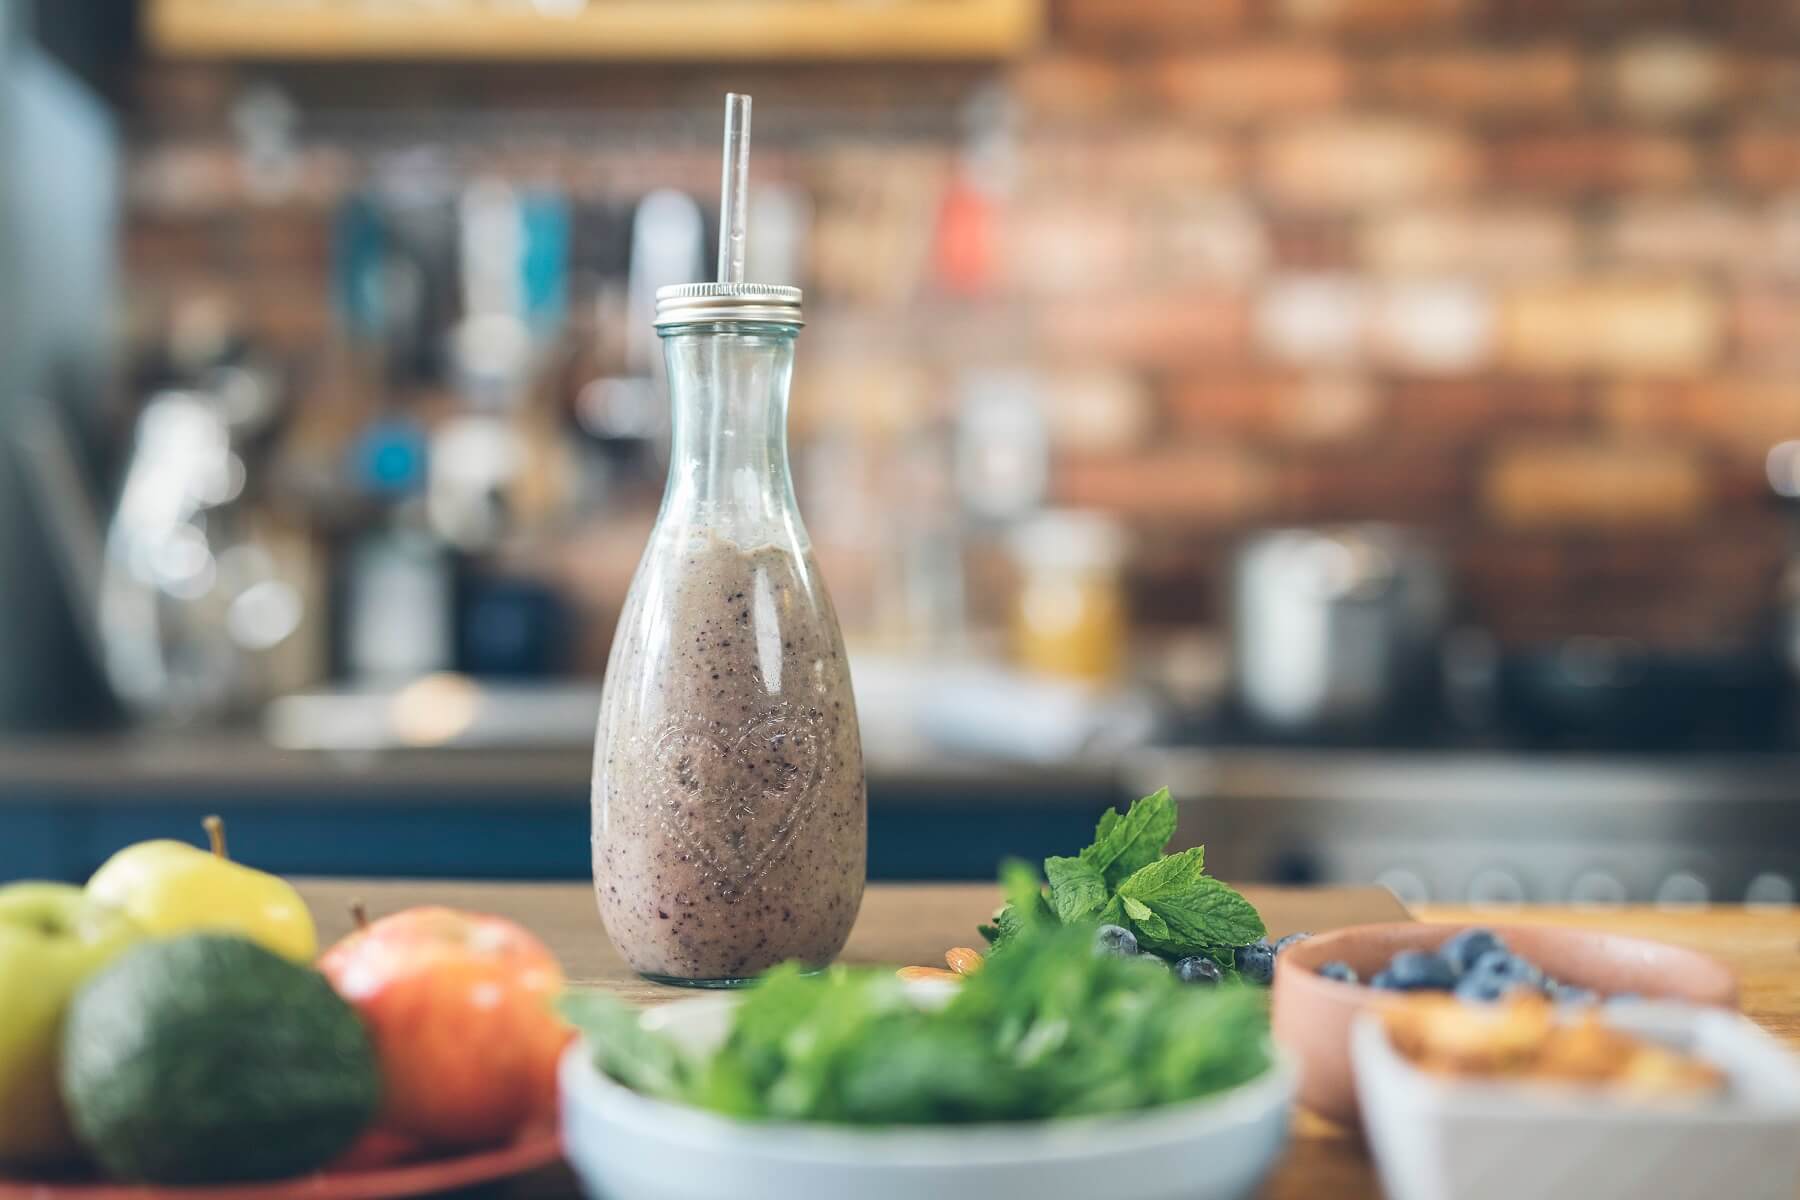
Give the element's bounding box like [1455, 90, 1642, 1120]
[591, 284, 866, 987]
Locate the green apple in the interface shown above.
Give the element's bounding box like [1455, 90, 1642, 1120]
[0, 883, 142, 1167]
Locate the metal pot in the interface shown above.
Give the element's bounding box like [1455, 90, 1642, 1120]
[1231, 525, 1448, 741]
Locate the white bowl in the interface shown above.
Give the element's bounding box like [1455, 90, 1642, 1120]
[559, 986, 1296, 1200]
[1353, 1003, 1800, 1200]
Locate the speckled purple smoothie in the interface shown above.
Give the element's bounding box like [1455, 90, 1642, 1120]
[592, 532, 865, 983]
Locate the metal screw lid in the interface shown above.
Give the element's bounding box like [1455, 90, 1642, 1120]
[654, 282, 804, 328]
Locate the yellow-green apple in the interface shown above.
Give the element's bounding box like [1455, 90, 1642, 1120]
[318, 906, 571, 1150]
[86, 816, 316, 962]
[0, 883, 142, 1167]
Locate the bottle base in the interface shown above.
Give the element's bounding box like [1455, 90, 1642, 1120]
[638, 964, 826, 989]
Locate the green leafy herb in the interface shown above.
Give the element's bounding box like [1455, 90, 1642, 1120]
[1043, 855, 1108, 923]
[1078, 786, 1177, 889]
[563, 927, 1273, 1125]
[1005, 788, 1266, 962]
[983, 858, 1057, 951]
[557, 991, 692, 1100]
[1117, 851, 1265, 957]
[1121, 894, 1170, 940]
[1000, 857, 1051, 921]
[1094, 807, 1121, 842]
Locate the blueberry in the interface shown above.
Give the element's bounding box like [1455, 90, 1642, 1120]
[1174, 956, 1224, 985]
[1235, 939, 1275, 985]
[1439, 928, 1505, 976]
[1474, 949, 1544, 987]
[1467, 948, 1515, 976]
[1384, 949, 1457, 991]
[1369, 969, 1405, 991]
[1317, 960, 1359, 984]
[1094, 924, 1139, 958]
[1273, 932, 1311, 955]
[1454, 949, 1545, 1003]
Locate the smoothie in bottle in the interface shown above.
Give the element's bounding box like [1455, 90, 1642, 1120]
[591, 96, 866, 985]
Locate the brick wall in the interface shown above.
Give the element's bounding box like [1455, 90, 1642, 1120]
[118, 0, 1800, 648]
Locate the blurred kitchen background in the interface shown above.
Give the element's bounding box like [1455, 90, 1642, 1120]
[4, 0, 1800, 903]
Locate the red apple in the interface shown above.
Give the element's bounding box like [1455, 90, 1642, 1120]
[319, 906, 572, 1150]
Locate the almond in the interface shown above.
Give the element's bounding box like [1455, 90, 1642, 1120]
[945, 947, 986, 975]
[896, 965, 962, 983]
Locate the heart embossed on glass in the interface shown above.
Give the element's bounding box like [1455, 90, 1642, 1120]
[649, 707, 827, 902]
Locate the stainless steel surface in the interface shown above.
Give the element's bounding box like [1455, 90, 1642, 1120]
[5, 728, 1797, 906]
[1132, 746, 1800, 906]
[0, 732, 1114, 798]
[1230, 524, 1448, 739]
[265, 679, 599, 751]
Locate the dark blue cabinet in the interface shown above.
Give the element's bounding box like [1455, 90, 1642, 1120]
[0, 778, 1115, 885]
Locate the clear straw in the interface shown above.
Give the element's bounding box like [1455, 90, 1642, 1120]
[717, 93, 752, 285]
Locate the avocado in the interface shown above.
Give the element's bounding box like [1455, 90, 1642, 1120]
[60, 933, 380, 1184]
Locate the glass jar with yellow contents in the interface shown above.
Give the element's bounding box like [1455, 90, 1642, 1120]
[1008, 510, 1129, 683]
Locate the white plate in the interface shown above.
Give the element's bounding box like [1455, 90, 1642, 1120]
[1353, 1002, 1800, 1200]
[559, 985, 1295, 1200]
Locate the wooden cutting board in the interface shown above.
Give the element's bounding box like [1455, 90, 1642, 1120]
[299, 880, 1410, 1007]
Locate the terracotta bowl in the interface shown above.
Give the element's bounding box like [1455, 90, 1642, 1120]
[1269, 922, 1739, 1128]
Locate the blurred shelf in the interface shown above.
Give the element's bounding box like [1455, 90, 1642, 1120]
[145, 0, 1044, 61]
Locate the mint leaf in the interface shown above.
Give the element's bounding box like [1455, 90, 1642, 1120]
[985, 906, 1028, 948]
[1079, 788, 1177, 889]
[984, 784, 1268, 964]
[1171, 876, 1265, 949]
[1044, 855, 1108, 923]
[1094, 807, 1121, 843]
[1120, 894, 1170, 941]
[1116, 850, 1265, 956]
[1116, 845, 1207, 896]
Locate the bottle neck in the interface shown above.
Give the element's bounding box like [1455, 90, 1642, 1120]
[657, 322, 801, 540]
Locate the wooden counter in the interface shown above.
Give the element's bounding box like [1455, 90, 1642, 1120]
[298, 881, 1800, 1199]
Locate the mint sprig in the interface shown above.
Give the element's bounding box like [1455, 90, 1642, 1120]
[984, 789, 1266, 962]
[1079, 787, 1177, 888]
